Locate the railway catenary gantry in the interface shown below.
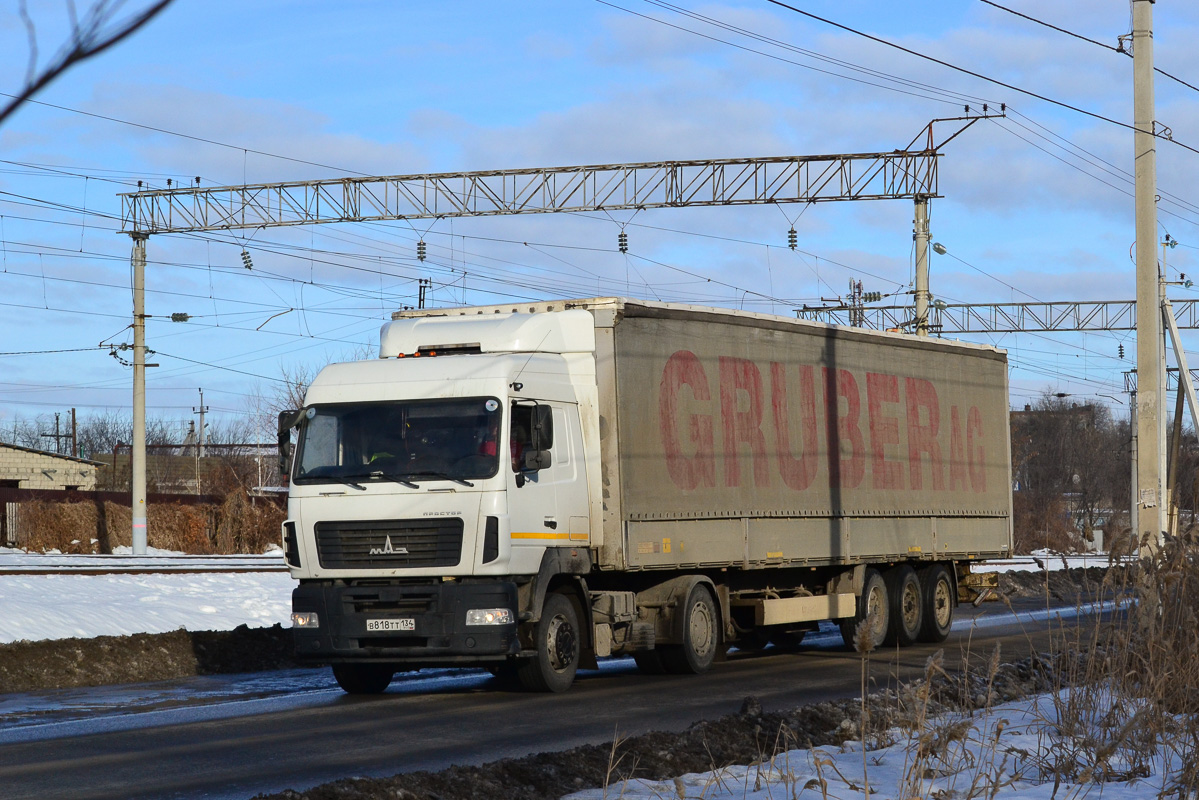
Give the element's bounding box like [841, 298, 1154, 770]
[797, 299, 1199, 332]
[119, 152, 939, 234]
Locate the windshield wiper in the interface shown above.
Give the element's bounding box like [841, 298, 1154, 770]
[367, 471, 420, 489]
[410, 471, 475, 487]
[328, 476, 366, 491]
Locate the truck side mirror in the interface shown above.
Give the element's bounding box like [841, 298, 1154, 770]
[277, 409, 303, 477]
[522, 449, 551, 471]
[530, 405, 553, 451]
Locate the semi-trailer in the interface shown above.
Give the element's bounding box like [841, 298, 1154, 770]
[279, 298, 1012, 693]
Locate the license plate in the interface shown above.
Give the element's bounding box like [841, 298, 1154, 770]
[366, 618, 415, 632]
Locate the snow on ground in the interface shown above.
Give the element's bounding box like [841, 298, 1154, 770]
[0, 547, 293, 644]
[978, 549, 1115, 573]
[566, 691, 1182, 800]
[0, 546, 1110, 645]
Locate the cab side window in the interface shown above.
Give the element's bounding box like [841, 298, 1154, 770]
[510, 404, 532, 472]
[510, 403, 554, 472]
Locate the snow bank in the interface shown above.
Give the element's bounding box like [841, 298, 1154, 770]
[0, 547, 293, 643]
[566, 691, 1182, 800]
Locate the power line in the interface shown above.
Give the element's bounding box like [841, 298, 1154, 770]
[638, 0, 991, 106]
[978, 0, 1117, 52]
[593, 0, 969, 107]
[152, 350, 286, 383]
[0, 347, 103, 356]
[0, 91, 374, 179]
[979, 0, 1199, 95]
[603, 1, 1199, 234]
[763, 0, 1199, 157]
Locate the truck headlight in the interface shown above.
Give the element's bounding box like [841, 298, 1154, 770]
[291, 611, 320, 628]
[465, 608, 513, 626]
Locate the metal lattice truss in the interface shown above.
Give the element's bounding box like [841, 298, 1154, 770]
[119, 152, 939, 235]
[1125, 369, 1199, 393]
[798, 300, 1199, 332]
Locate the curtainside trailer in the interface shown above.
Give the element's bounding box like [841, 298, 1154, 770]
[278, 298, 1012, 693]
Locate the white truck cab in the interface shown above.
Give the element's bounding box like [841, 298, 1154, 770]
[282, 309, 600, 693]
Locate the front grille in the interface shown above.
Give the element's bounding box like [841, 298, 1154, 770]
[355, 636, 429, 649]
[346, 590, 438, 615]
[315, 518, 463, 569]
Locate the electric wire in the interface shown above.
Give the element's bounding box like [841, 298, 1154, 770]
[763, 0, 1199, 157]
[979, 0, 1199, 95]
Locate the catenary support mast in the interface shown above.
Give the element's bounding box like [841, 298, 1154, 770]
[1133, 0, 1163, 557]
[131, 234, 148, 555]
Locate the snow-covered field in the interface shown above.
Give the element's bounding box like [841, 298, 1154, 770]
[0, 546, 1111, 645]
[567, 690, 1182, 800]
[0, 547, 293, 644]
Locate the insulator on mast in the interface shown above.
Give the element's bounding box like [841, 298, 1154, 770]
[618, 231, 628, 253]
[417, 240, 427, 261]
[787, 228, 797, 250]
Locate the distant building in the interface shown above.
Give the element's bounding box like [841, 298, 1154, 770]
[0, 442, 102, 490]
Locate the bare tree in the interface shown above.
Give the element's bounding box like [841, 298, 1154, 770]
[0, 414, 42, 449]
[1, 0, 174, 128]
[1011, 393, 1130, 553]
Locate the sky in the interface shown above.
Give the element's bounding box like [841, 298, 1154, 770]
[2, 0, 1199, 444]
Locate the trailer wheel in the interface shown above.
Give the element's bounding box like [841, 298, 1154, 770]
[660, 584, 719, 674]
[517, 592, 580, 693]
[884, 565, 923, 647]
[331, 664, 394, 695]
[839, 568, 889, 652]
[917, 563, 954, 643]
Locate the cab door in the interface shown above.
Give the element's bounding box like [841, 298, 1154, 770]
[507, 402, 589, 563]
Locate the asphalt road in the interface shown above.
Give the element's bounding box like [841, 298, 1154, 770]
[0, 600, 1102, 800]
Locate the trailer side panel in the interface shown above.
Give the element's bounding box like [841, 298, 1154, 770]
[609, 307, 1010, 570]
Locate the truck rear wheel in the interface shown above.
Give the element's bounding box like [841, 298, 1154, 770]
[839, 568, 889, 652]
[917, 563, 954, 643]
[332, 664, 394, 695]
[517, 592, 580, 693]
[660, 584, 718, 674]
[884, 565, 923, 647]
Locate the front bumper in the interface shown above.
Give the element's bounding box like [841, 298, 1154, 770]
[292, 579, 520, 665]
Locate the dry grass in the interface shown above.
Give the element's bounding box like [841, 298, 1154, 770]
[18, 493, 284, 554]
[1033, 538, 1199, 792]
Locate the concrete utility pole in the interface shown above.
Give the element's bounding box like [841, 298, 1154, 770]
[131, 234, 148, 555]
[913, 197, 931, 337]
[1133, 0, 1163, 558]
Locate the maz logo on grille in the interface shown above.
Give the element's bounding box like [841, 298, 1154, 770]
[369, 535, 409, 556]
[315, 518, 463, 569]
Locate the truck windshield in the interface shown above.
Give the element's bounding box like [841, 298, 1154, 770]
[293, 398, 502, 484]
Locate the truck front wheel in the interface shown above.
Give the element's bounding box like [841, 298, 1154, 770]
[332, 664, 394, 695]
[518, 592, 580, 692]
[660, 584, 719, 674]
